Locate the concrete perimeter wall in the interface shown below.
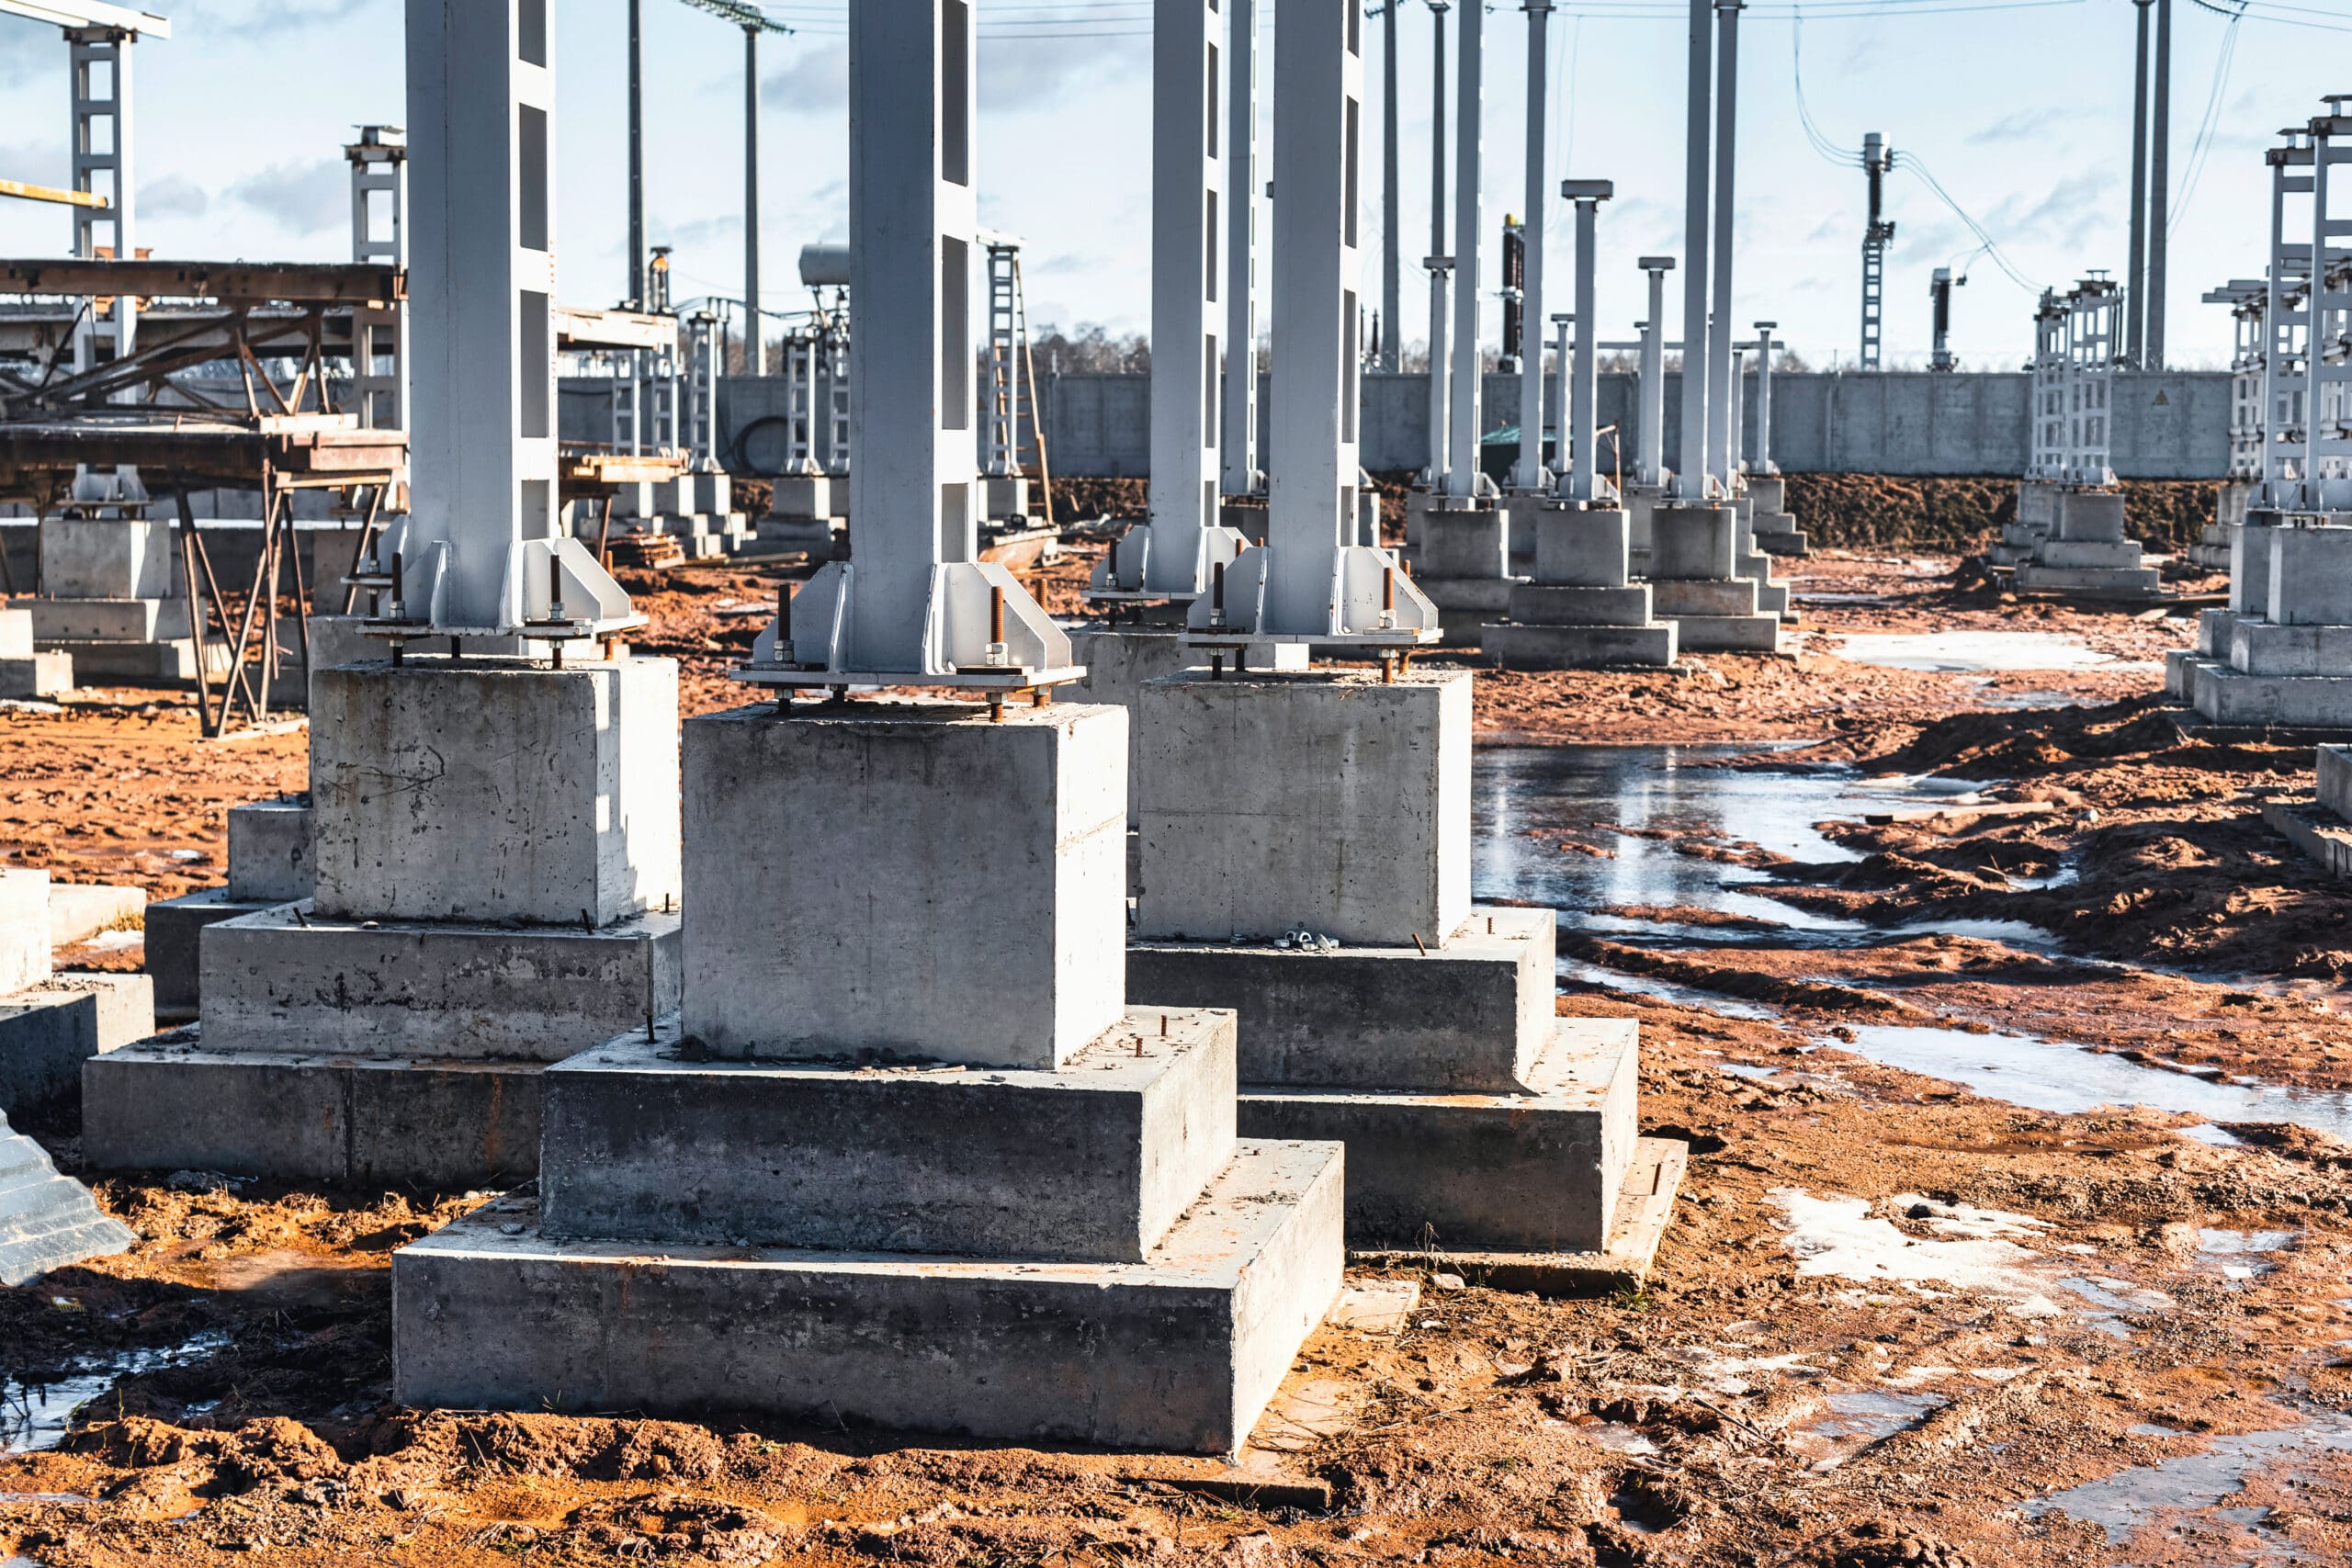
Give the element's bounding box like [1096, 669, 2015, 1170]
[558, 367, 2232, 483]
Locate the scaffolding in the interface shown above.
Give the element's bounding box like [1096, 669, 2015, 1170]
[2261, 126, 2314, 505]
[2062, 278, 2119, 487]
[2203, 277, 2270, 482]
[2303, 98, 2352, 510]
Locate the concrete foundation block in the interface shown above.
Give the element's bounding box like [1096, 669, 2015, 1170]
[2195, 606, 2236, 659]
[1238, 1018, 1635, 1252]
[2323, 744, 2352, 818]
[2233, 521, 2279, 615]
[753, 516, 841, 558]
[1419, 505, 1510, 579]
[0, 606, 27, 660]
[1533, 507, 1630, 588]
[1747, 477, 1786, 513]
[392, 1137, 1344, 1455]
[2012, 563, 2164, 600]
[1485, 621, 1680, 670]
[0, 975, 152, 1119]
[768, 474, 835, 521]
[0, 651, 74, 699]
[1653, 613, 1783, 653]
[83, 1035, 542, 1185]
[226, 795, 314, 902]
[200, 907, 681, 1061]
[0, 1114, 134, 1286]
[1135, 670, 1470, 948]
[0, 869, 49, 998]
[1066, 626, 1306, 822]
[2267, 526, 2352, 626]
[1127, 907, 1551, 1093]
[2227, 620, 2352, 678]
[1418, 574, 1520, 645]
[36, 518, 177, 600]
[47, 637, 204, 685]
[2192, 666, 2352, 728]
[143, 889, 273, 1018]
[981, 474, 1030, 521]
[540, 1008, 1237, 1261]
[1499, 493, 1558, 571]
[684, 702, 1126, 1071]
[1505, 582, 1657, 628]
[2035, 539, 2148, 570]
[2017, 480, 2060, 531]
[2055, 491, 2129, 542]
[1652, 577, 1762, 618]
[2162, 649, 2198, 703]
[311, 656, 682, 926]
[49, 882, 143, 946]
[23, 597, 189, 643]
[1650, 505, 1738, 580]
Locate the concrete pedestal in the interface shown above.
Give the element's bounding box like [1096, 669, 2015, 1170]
[147, 795, 316, 1017]
[1645, 504, 1781, 651]
[2191, 525, 2352, 728]
[0, 607, 70, 698]
[0, 1111, 133, 1286]
[981, 474, 1031, 522]
[1135, 670, 1470, 947]
[0, 869, 153, 1117]
[1482, 506, 1679, 669]
[1727, 503, 1792, 618]
[1066, 625, 1306, 825]
[1411, 502, 1521, 646]
[2016, 491, 2161, 600]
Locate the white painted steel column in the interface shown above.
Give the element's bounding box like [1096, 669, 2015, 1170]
[1549, 310, 1570, 491]
[1562, 180, 1610, 503]
[1512, 0, 1552, 491]
[1729, 346, 1744, 476]
[1704, 0, 1742, 488]
[404, 0, 566, 633]
[1222, 0, 1261, 496]
[1675, 0, 1712, 497]
[2260, 130, 2310, 505]
[1638, 256, 1673, 487]
[1423, 0, 1451, 488]
[1444, 0, 1484, 498]
[1752, 320, 1776, 473]
[1149, 0, 1223, 593]
[1263, 0, 1366, 633]
[347, 127, 408, 432]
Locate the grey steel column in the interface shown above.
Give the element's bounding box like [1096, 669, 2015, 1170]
[743, 23, 763, 375]
[1638, 257, 1672, 486]
[1147, 0, 1224, 593]
[1425, 1, 1452, 486]
[1444, 0, 1484, 498]
[1704, 0, 1742, 488]
[1514, 0, 1554, 491]
[2145, 0, 2171, 367]
[628, 0, 645, 307]
[1753, 320, 1776, 471]
[1382, 0, 1401, 372]
[2124, 0, 2151, 364]
[1223, 0, 1261, 494]
[1550, 310, 1571, 490]
[1676, 0, 1712, 496]
[1563, 180, 1611, 503]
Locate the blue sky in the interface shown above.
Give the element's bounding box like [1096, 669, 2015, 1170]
[0, 0, 2334, 371]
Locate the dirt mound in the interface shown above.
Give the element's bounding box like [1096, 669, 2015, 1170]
[1781, 474, 2219, 553]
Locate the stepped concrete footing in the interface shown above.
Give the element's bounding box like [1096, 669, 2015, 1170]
[1237, 1019, 1636, 1252]
[142, 890, 275, 1020]
[0, 974, 153, 1119]
[83, 1033, 544, 1186]
[1351, 1135, 1689, 1296]
[0, 651, 71, 698]
[1483, 621, 1679, 668]
[391, 1138, 1346, 1455]
[44, 637, 217, 685]
[0, 1112, 134, 1286]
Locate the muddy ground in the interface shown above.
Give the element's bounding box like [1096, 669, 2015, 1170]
[6, 526, 2352, 1567]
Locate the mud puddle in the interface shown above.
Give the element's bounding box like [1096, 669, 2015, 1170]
[0, 1334, 231, 1455]
[1826, 629, 2129, 673]
[2024, 1403, 2352, 1544]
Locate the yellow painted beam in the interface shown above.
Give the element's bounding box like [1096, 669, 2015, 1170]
[0, 178, 104, 209]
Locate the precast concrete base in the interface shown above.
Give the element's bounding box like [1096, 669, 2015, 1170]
[1238, 1018, 1636, 1252]
[0, 651, 71, 699]
[2191, 668, 2352, 728]
[391, 1137, 1346, 1454]
[1484, 622, 1679, 668]
[0, 974, 153, 1119]
[1751, 513, 1809, 558]
[0, 1111, 134, 1286]
[2012, 563, 2165, 600]
[1127, 907, 1554, 1092]
[1066, 626, 1306, 824]
[754, 516, 842, 558]
[18, 595, 188, 643]
[141, 890, 274, 1020]
[1416, 574, 1521, 645]
[1736, 553, 1792, 617]
[84, 1032, 545, 1185]
[47, 637, 213, 685]
[1649, 579, 1782, 652]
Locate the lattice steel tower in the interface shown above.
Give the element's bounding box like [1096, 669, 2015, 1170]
[1859, 131, 1894, 371]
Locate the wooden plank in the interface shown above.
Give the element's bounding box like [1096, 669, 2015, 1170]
[0, 259, 401, 304]
[0, 177, 105, 209]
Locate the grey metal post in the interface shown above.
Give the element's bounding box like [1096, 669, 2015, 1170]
[1444, 0, 1484, 499]
[1148, 0, 1224, 593]
[1676, 0, 1712, 497]
[628, 0, 645, 307]
[1550, 310, 1571, 490]
[1424, 0, 1451, 487]
[1381, 0, 1401, 372]
[1562, 180, 1610, 502]
[1704, 0, 1742, 488]
[1730, 346, 1745, 476]
[1752, 319, 1776, 473]
[1639, 256, 1673, 487]
[1222, 0, 1261, 494]
[1513, 0, 1553, 491]
[2124, 0, 2151, 364]
[2145, 0, 2171, 367]
[743, 22, 763, 375]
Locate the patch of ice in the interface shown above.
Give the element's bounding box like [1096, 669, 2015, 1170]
[1773, 1189, 2071, 1317]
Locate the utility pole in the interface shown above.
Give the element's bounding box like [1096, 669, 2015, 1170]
[2145, 0, 2171, 367]
[743, 21, 762, 374]
[1381, 0, 1401, 372]
[1676, 0, 1712, 496]
[1859, 132, 1893, 371]
[2125, 0, 2152, 364]
[628, 0, 645, 307]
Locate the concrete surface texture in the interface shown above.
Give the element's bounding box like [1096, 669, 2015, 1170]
[310, 656, 683, 926]
[1065, 625, 1306, 822]
[1649, 505, 1738, 581]
[538, 1010, 1238, 1261]
[2189, 525, 2352, 725]
[1126, 906, 1554, 1091]
[392, 1139, 1345, 1454]
[35, 518, 181, 601]
[0, 974, 153, 1119]
[2324, 744, 2352, 819]
[681, 701, 1127, 1069]
[1532, 506, 1631, 588]
[1133, 669, 1472, 947]
[0, 1110, 134, 1287]
[225, 796, 314, 903]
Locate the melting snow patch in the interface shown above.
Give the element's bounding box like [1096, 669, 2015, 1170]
[1772, 1189, 2071, 1317]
